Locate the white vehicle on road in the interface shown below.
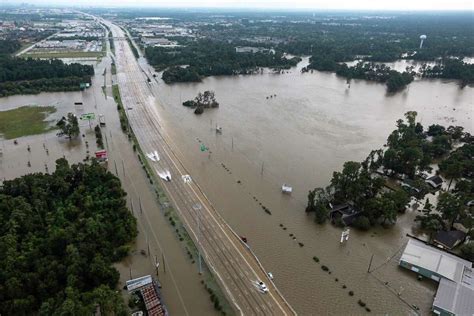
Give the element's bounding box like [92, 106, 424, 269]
[158, 169, 172, 182]
[255, 281, 268, 293]
[146, 151, 160, 162]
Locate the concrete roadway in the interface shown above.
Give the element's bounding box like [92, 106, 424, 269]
[105, 21, 296, 316]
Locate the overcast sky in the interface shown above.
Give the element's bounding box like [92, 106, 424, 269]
[4, 0, 474, 10]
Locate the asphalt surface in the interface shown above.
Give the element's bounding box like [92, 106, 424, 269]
[104, 20, 296, 316]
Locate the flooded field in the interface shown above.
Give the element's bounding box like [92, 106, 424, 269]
[147, 57, 473, 314]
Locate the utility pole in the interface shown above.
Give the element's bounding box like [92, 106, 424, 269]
[367, 254, 374, 273]
[147, 235, 150, 256]
[114, 160, 118, 175]
[122, 159, 125, 175]
[162, 253, 166, 274]
[139, 195, 143, 214]
[231, 137, 234, 151]
[261, 161, 264, 176]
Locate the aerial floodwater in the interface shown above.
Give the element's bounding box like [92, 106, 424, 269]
[148, 57, 473, 314]
[2, 5, 474, 316]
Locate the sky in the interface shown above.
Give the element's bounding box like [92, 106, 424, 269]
[4, 0, 474, 10]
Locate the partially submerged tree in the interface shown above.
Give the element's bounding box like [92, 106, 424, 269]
[437, 192, 464, 230]
[57, 113, 80, 139]
[306, 188, 329, 224]
[182, 90, 219, 115]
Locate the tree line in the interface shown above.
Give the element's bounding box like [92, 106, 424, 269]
[145, 39, 301, 83]
[303, 58, 415, 93]
[0, 158, 137, 315]
[420, 59, 474, 86]
[0, 40, 94, 97]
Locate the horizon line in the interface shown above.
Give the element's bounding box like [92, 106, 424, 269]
[1, 3, 474, 12]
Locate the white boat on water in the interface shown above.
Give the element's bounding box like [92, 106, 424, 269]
[281, 184, 292, 194]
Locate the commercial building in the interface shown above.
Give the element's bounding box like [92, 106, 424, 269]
[126, 275, 168, 316]
[399, 238, 473, 315]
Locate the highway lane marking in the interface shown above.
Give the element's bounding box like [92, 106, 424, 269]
[105, 58, 191, 316]
[111, 23, 286, 316]
[157, 143, 285, 314]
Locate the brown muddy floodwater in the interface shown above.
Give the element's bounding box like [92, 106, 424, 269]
[0, 55, 218, 316]
[146, 57, 473, 315]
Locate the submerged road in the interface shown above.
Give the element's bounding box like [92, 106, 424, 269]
[104, 20, 296, 315]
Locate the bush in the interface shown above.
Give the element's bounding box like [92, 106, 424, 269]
[460, 242, 474, 261]
[353, 216, 371, 231]
[358, 300, 366, 307]
[194, 106, 204, 115]
[313, 256, 320, 263]
[183, 100, 197, 107]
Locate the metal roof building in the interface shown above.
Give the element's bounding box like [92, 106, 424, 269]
[399, 238, 474, 316]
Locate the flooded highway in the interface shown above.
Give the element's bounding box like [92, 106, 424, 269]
[1, 47, 472, 314]
[143, 57, 473, 314]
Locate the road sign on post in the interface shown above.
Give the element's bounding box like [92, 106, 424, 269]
[80, 113, 96, 129]
[80, 113, 96, 120]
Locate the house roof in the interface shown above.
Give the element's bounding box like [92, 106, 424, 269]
[126, 275, 153, 292]
[400, 238, 471, 283]
[434, 230, 467, 249]
[426, 175, 443, 185]
[330, 203, 357, 215]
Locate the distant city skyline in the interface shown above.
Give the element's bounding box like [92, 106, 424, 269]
[3, 0, 474, 11]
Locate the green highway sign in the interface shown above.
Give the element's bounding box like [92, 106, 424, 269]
[80, 113, 95, 120]
[200, 144, 208, 152]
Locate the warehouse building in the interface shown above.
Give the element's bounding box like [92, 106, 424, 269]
[399, 238, 473, 316]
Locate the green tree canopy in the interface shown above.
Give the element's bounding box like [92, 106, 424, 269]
[0, 159, 136, 315]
